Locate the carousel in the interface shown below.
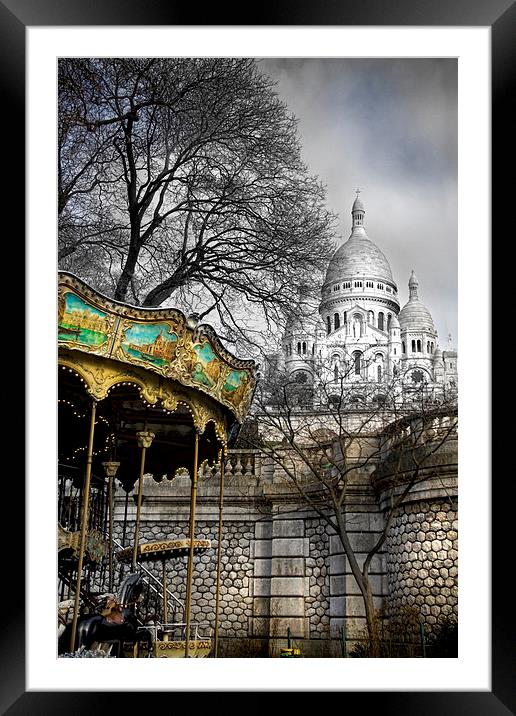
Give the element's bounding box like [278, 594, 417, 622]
[57, 272, 257, 658]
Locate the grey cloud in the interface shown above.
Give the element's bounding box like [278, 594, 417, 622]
[260, 58, 458, 345]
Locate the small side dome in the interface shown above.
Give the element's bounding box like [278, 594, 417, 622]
[389, 314, 400, 330]
[398, 271, 436, 333]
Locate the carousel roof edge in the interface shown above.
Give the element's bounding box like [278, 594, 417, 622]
[58, 271, 258, 372]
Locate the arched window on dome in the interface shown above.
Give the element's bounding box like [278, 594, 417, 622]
[378, 312, 385, 331]
[326, 316, 331, 334]
[302, 341, 307, 355]
[368, 310, 374, 324]
[334, 313, 340, 330]
[411, 340, 416, 353]
[297, 341, 301, 355]
[417, 339, 422, 352]
[402, 341, 406, 353]
[431, 342, 434, 353]
[352, 351, 362, 376]
[387, 314, 392, 330]
[426, 341, 430, 353]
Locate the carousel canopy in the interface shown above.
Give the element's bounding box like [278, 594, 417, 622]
[58, 272, 259, 484]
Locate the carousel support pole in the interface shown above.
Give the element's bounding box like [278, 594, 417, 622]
[184, 430, 200, 658]
[132, 432, 155, 571]
[214, 448, 226, 658]
[70, 399, 97, 653]
[102, 461, 120, 593]
[122, 488, 129, 547]
[162, 558, 169, 639]
[122, 489, 130, 546]
[119, 488, 130, 582]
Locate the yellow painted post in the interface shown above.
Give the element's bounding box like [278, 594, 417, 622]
[184, 431, 199, 658]
[70, 400, 97, 653]
[102, 461, 120, 592]
[132, 431, 155, 571]
[214, 449, 226, 657]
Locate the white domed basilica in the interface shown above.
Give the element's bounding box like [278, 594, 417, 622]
[279, 192, 458, 405]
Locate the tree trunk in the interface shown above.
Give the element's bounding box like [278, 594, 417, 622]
[114, 223, 141, 301]
[363, 582, 381, 657]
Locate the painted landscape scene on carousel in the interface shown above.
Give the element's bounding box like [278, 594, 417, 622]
[58, 292, 110, 348]
[58, 275, 257, 422]
[191, 341, 222, 388]
[222, 369, 250, 406]
[121, 322, 178, 368]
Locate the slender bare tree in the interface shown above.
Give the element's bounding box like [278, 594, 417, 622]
[58, 58, 336, 348]
[241, 361, 458, 656]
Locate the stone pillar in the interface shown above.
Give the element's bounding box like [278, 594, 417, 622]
[329, 532, 346, 638]
[250, 520, 272, 638]
[329, 512, 387, 642]
[269, 514, 308, 651]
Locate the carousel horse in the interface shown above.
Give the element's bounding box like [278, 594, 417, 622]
[58, 573, 152, 655]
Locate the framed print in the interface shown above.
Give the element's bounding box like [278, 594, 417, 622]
[5, 0, 512, 711]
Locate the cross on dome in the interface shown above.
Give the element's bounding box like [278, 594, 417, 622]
[352, 189, 365, 225]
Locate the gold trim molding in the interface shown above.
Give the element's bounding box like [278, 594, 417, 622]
[58, 272, 257, 423]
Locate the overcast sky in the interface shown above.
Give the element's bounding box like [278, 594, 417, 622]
[260, 58, 457, 347]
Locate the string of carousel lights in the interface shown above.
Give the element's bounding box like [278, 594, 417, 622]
[59, 369, 228, 442]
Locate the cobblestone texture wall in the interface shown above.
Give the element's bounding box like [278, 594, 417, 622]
[385, 500, 458, 633]
[114, 520, 254, 637]
[305, 519, 330, 638]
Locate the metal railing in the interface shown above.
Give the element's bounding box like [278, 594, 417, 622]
[112, 536, 185, 624]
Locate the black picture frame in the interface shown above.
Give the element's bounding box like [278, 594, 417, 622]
[7, 0, 512, 711]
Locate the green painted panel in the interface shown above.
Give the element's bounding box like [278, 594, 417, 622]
[191, 341, 221, 388]
[121, 322, 178, 367]
[58, 292, 109, 348]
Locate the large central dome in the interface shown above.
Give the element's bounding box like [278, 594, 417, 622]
[323, 194, 395, 287]
[324, 234, 394, 285]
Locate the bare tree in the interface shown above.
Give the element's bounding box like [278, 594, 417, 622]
[242, 360, 458, 657]
[58, 58, 336, 347]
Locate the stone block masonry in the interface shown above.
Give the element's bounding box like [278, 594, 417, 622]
[113, 519, 254, 638]
[385, 499, 458, 634]
[109, 428, 458, 657]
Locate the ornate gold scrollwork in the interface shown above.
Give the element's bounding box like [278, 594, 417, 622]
[59, 349, 229, 444]
[136, 431, 155, 449]
[57, 524, 107, 563]
[58, 523, 81, 556]
[58, 272, 257, 423]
